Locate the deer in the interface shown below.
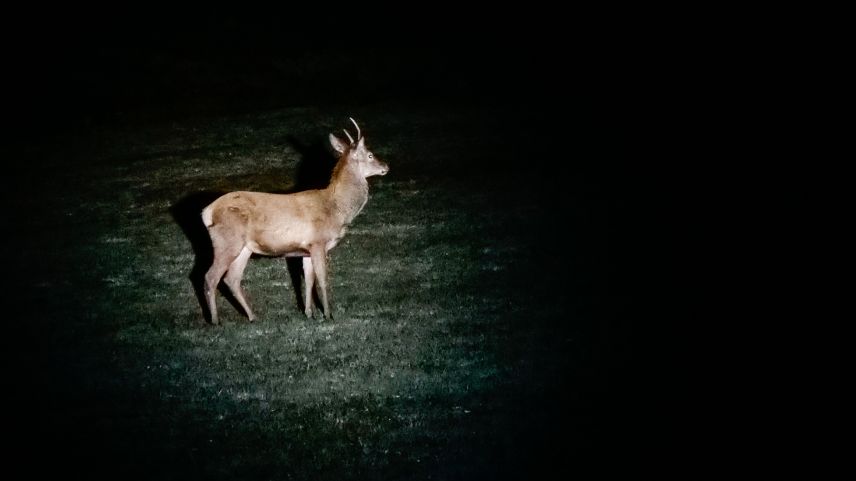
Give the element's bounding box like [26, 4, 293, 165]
[200, 118, 389, 324]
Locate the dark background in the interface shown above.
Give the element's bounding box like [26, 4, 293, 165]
[5, 9, 685, 479]
[7, 10, 633, 138]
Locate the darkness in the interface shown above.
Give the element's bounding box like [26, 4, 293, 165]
[6, 9, 684, 479]
[7, 11, 630, 139]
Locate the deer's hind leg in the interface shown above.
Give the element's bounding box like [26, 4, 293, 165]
[204, 224, 244, 325]
[223, 246, 255, 321]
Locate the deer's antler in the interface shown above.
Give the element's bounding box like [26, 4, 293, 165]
[349, 117, 361, 140]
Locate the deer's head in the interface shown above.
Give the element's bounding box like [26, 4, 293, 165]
[329, 118, 389, 178]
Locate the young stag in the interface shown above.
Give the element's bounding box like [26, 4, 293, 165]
[201, 118, 388, 324]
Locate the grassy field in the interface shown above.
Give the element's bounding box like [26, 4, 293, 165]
[9, 98, 672, 479]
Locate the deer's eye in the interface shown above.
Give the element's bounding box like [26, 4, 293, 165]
[368, 153, 373, 159]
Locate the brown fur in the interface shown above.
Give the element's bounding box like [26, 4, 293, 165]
[201, 124, 388, 323]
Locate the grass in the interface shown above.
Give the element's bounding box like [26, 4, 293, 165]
[10, 100, 668, 479]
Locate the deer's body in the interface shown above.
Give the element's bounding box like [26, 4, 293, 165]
[202, 187, 358, 257]
[201, 119, 388, 324]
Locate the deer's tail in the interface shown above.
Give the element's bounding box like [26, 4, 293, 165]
[201, 205, 214, 227]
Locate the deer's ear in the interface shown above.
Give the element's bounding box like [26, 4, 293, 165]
[356, 137, 366, 152]
[329, 133, 348, 154]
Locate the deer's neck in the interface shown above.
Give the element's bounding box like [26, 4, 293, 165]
[328, 161, 369, 225]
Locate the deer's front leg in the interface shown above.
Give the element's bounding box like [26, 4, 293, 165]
[302, 256, 316, 318]
[309, 246, 333, 320]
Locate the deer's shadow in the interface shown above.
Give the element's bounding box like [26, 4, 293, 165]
[170, 134, 337, 323]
